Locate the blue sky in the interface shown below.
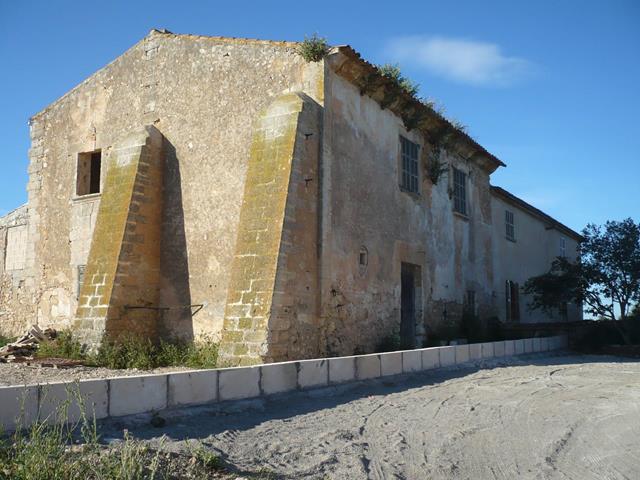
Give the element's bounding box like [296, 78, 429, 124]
[1, 0, 638, 231]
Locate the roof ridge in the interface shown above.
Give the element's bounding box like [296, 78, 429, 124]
[148, 28, 301, 47]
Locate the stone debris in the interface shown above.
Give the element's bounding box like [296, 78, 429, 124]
[0, 324, 57, 363]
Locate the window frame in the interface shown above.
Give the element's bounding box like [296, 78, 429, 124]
[452, 167, 467, 215]
[505, 210, 516, 241]
[399, 135, 420, 195]
[560, 237, 567, 257]
[75, 150, 102, 197]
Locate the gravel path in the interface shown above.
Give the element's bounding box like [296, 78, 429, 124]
[0, 362, 191, 386]
[101, 354, 640, 480]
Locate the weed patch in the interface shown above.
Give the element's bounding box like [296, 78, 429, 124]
[298, 34, 329, 62]
[0, 385, 238, 479]
[34, 331, 219, 370]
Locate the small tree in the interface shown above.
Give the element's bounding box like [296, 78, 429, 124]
[524, 218, 640, 322]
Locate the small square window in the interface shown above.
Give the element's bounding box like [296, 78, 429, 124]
[505, 210, 515, 241]
[76, 150, 102, 196]
[452, 167, 467, 215]
[400, 136, 419, 194]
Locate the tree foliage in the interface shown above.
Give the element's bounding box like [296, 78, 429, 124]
[523, 218, 640, 321]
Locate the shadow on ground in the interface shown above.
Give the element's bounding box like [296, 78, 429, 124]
[101, 352, 637, 440]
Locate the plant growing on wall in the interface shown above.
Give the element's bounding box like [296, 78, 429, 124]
[426, 152, 449, 185]
[377, 63, 420, 97]
[298, 34, 329, 62]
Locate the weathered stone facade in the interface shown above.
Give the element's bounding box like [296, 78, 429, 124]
[0, 205, 36, 336]
[0, 30, 582, 364]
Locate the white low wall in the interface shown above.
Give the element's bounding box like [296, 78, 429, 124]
[0, 335, 568, 431]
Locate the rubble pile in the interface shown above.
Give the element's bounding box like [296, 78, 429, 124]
[0, 325, 57, 363]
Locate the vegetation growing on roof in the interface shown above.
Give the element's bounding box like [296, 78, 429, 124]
[377, 63, 420, 97]
[298, 34, 329, 62]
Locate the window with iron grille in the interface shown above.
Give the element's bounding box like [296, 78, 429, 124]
[452, 167, 467, 215]
[505, 210, 515, 241]
[400, 136, 419, 194]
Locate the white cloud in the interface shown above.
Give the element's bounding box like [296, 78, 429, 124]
[385, 36, 534, 87]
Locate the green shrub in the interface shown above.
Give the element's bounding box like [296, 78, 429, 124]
[0, 334, 13, 348]
[93, 335, 219, 370]
[36, 331, 85, 360]
[32, 330, 219, 370]
[297, 34, 329, 62]
[93, 336, 158, 370]
[0, 385, 229, 479]
[377, 63, 420, 97]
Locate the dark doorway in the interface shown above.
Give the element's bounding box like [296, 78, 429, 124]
[401, 263, 417, 349]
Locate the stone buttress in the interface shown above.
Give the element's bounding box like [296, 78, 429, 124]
[73, 126, 164, 346]
[219, 92, 322, 365]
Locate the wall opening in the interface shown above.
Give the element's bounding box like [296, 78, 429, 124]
[505, 280, 520, 322]
[358, 246, 368, 276]
[76, 150, 102, 196]
[400, 262, 422, 349]
[77, 265, 86, 299]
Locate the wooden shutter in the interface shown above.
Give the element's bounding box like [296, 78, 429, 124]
[512, 282, 520, 321]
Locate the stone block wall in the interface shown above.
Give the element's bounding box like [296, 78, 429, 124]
[74, 126, 164, 345]
[219, 92, 322, 365]
[0, 205, 35, 336]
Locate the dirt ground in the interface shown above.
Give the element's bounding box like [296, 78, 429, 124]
[99, 353, 640, 480]
[0, 362, 191, 386]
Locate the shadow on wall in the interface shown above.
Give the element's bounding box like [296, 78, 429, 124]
[159, 138, 194, 341]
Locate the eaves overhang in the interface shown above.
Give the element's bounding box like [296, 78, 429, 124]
[326, 45, 507, 175]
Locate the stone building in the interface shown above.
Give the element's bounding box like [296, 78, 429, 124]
[0, 30, 582, 365]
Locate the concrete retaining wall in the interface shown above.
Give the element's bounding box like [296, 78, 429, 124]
[0, 335, 568, 431]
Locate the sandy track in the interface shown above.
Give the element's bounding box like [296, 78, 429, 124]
[103, 354, 640, 479]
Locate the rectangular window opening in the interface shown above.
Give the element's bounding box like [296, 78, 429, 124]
[560, 237, 567, 257]
[505, 210, 515, 241]
[452, 167, 467, 215]
[76, 150, 102, 196]
[400, 136, 419, 194]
